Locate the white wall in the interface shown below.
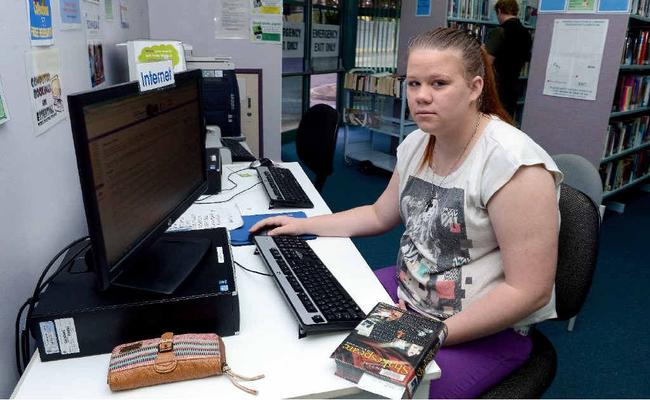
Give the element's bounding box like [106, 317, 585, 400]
[0, 0, 150, 396]
[147, 0, 282, 160]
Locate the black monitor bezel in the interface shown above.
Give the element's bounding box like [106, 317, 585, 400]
[68, 69, 207, 291]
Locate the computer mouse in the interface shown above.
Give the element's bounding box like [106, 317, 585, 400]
[249, 157, 274, 169]
[248, 227, 273, 242]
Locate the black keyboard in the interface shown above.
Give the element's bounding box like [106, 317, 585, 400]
[256, 165, 314, 208]
[253, 236, 366, 337]
[221, 138, 256, 162]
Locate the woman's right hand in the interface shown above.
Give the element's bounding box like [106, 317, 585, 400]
[249, 216, 309, 236]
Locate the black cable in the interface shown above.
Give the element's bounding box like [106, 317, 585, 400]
[16, 237, 90, 374]
[37, 242, 91, 293]
[15, 299, 30, 374]
[195, 181, 262, 205]
[198, 166, 253, 201]
[234, 260, 272, 277]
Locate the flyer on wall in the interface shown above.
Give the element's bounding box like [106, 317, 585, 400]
[105, 0, 114, 21]
[0, 75, 10, 126]
[543, 19, 609, 101]
[215, 0, 249, 39]
[28, 0, 54, 46]
[120, 0, 129, 28]
[251, 15, 282, 44]
[24, 48, 66, 136]
[83, 3, 103, 40]
[59, 0, 82, 30]
[250, 0, 282, 15]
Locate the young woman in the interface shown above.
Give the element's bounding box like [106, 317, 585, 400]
[251, 28, 562, 397]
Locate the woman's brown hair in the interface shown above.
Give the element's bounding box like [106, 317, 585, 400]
[408, 27, 512, 171]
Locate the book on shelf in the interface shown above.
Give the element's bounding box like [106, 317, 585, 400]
[603, 116, 650, 158]
[631, 0, 650, 18]
[448, 21, 492, 43]
[612, 74, 650, 112]
[447, 0, 497, 22]
[330, 302, 447, 399]
[621, 29, 650, 65]
[344, 71, 403, 98]
[601, 149, 650, 192]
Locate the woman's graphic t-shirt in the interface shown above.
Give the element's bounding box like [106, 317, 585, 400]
[395, 116, 563, 327]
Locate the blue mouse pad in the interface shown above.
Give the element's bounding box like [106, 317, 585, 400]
[229, 211, 316, 246]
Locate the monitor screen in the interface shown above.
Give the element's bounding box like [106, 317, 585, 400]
[69, 70, 208, 292]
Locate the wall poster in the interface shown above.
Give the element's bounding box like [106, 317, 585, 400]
[0, 75, 10, 126]
[29, 0, 54, 46]
[543, 19, 609, 101]
[59, 0, 82, 30]
[24, 48, 66, 135]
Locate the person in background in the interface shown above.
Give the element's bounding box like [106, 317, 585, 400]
[251, 27, 562, 398]
[485, 0, 532, 118]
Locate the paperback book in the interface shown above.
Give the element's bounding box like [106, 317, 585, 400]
[330, 302, 447, 399]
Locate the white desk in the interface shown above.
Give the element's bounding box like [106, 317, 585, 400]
[12, 162, 439, 399]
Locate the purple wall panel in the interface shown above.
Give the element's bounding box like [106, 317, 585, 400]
[397, 1, 447, 75]
[521, 14, 629, 166]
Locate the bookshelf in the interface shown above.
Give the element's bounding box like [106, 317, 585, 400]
[600, 13, 650, 204]
[446, 0, 538, 126]
[342, 71, 416, 171]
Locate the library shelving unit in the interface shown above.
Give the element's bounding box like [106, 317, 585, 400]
[342, 71, 416, 171]
[600, 13, 650, 209]
[446, 0, 537, 126]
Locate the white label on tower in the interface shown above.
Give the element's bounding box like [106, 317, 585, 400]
[216, 246, 225, 263]
[54, 318, 80, 354]
[39, 321, 60, 354]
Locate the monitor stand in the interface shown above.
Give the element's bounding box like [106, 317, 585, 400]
[113, 235, 211, 295]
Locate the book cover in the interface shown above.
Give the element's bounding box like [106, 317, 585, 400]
[330, 302, 447, 399]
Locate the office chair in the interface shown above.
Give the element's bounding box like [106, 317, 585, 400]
[480, 181, 601, 398]
[295, 104, 339, 192]
[552, 153, 604, 331]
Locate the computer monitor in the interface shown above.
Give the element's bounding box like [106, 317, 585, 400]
[68, 70, 209, 294]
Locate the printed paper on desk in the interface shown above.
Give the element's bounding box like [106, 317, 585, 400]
[167, 203, 243, 232]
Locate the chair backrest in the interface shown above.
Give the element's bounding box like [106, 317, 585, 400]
[554, 183, 600, 320]
[552, 154, 603, 215]
[295, 104, 339, 189]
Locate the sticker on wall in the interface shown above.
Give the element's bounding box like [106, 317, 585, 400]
[59, 0, 82, 30]
[0, 75, 10, 126]
[24, 48, 66, 136]
[28, 0, 54, 46]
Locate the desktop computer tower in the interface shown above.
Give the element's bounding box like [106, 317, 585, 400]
[28, 228, 240, 362]
[187, 56, 241, 138]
